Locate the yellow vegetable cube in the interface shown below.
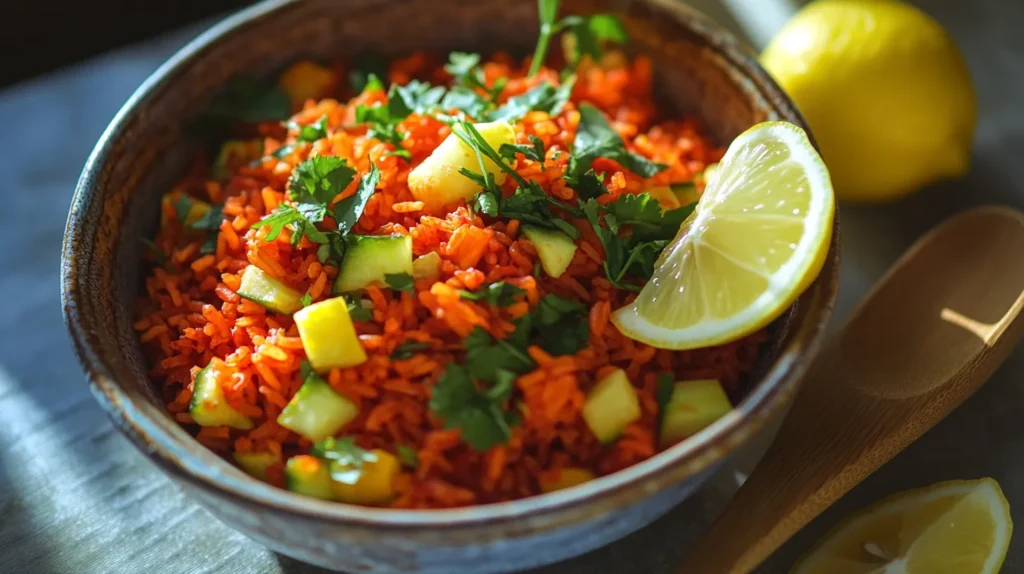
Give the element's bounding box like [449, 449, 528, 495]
[644, 186, 683, 210]
[659, 379, 732, 447]
[278, 60, 338, 107]
[161, 192, 212, 229]
[294, 297, 367, 372]
[582, 368, 641, 443]
[330, 449, 401, 505]
[408, 120, 516, 210]
[412, 252, 442, 279]
[540, 467, 595, 493]
[233, 451, 282, 482]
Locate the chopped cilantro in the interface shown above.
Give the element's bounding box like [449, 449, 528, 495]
[459, 281, 526, 307]
[288, 156, 357, 205]
[333, 164, 380, 235]
[562, 14, 628, 66]
[271, 143, 295, 159]
[440, 86, 493, 120]
[391, 80, 447, 116]
[251, 204, 328, 244]
[171, 195, 195, 225]
[531, 294, 589, 356]
[488, 76, 576, 122]
[349, 51, 389, 93]
[310, 436, 378, 485]
[300, 292, 313, 307]
[569, 103, 667, 179]
[602, 191, 696, 241]
[445, 52, 505, 103]
[390, 340, 431, 360]
[499, 135, 547, 163]
[290, 115, 328, 143]
[464, 327, 534, 381]
[343, 294, 373, 322]
[429, 363, 520, 452]
[188, 204, 224, 231]
[384, 273, 415, 292]
[396, 444, 419, 468]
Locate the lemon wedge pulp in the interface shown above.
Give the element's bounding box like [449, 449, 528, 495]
[611, 121, 834, 350]
[794, 478, 1012, 574]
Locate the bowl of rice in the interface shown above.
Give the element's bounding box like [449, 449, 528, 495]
[61, 0, 839, 572]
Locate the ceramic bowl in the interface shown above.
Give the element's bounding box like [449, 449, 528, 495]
[61, 0, 840, 572]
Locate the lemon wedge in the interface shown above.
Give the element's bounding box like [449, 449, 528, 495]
[611, 121, 834, 350]
[793, 478, 1012, 574]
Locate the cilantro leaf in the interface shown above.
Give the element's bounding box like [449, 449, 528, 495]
[251, 204, 328, 244]
[288, 156, 357, 204]
[349, 51, 388, 93]
[500, 135, 547, 163]
[445, 52, 504, 103]
[531, 294, 589, 356]
[188, 204, 224, 231]
[459, 281, 526, 307]
[384, 273, 415, 292]
[192, 76, 292, 140]
[464, 327, 534, 381]
[290, 116, 328, 143]
[563, 14, 628, 65]
[488, 76, 576, 122]
[171, 194, 195, 226]
[310, 436, 378, 485]
[300, 292, 313, 307]
[396, 444, 419, 468]
[343, 294, 373, 322]
[569, 103, 667, 179]
[440, 86, 493, 120]
[391, 79, 447, 116]
[429, 363, 520, 452]
[602, 192, 696, 241]
[499, 184, 582, 239]
[391, 340, 431, 360]
[333, 164, 380, 235]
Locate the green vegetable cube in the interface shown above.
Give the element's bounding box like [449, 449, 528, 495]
[659, 379, 732, 447]
[189, 360, 254, 430]
[277, 374, 359, 441]
[522, 225, 578, 278]
[334, 235, 414, 293]
[237, 265, 304, 314]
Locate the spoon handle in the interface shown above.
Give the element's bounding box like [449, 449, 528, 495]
[676, 206, 1024, 574]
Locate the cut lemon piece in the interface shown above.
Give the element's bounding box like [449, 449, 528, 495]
[793, 478, 1012, 574]
[611, 121, 834, 350]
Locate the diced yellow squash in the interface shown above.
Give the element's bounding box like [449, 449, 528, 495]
[412, 252, 442, 280]
[285, 455, 335, 500]
[671, 182, 701, 207]
[540, 467, 596, 493]
[644, 186, 683, 210]
[330, 449, 400, 505]
[189, 360, 254, 430]
[278, 60, 338, 107]
[582, 368, 641, 443]
[699, 162, 720, 187]
[408, 120, 516, 210]
[521, 225, 578, 278]
[294, 297, 367, 372]
[233, 450, 282, 482]
[237, 265, 304, 315]
[161, 192, 212, 229]
[659, 379, 732, 448]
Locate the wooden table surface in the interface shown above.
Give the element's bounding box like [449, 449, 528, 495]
[3, 2, 1023, 572]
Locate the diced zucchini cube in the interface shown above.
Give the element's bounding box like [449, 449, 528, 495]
[408, 120, 516, 210]
[277, 374, 359, 441]
[521, 225, 578, 278]
[285, 455, 335, 500]
[659, 379, 732, 448]
[294, 297, 367, 371]
[237, 265, 304, 315]
[330, 449, 400, 505]
[412, 251, 442, 280]
[334, 235, 413, 293]
[189, 360, 254, 430]
[539, 467, 595, 493]
[581, 368, 641, 444]
[214, 139, 264, 180]
[233, 450, 282, 482]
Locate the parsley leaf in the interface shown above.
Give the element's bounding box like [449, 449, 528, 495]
[429, 363, 521, 452]
[288, 156, 358, 204]
[602, 192, 696, 241]
[531, 294, 589, 355]
[390, 340, 431, 360]
[384, 273, 415, 292]
[570, 103, 666, 179]
[396, 444, 419, 468]
[310, 436, 378, 485]
[333, 164, 380, 235]
[290, 115, 328, 143]
[251, 204, 328, 244]
[488, 76, 576, 122]
[459, 281, 526, 307]
[349, 51, 389, 93]
[343, 294, 373, 322]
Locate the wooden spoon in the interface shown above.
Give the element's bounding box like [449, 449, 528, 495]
[676, 205, 1024, 574]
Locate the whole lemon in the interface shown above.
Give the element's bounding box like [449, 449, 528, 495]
[761, 0, 976, 202]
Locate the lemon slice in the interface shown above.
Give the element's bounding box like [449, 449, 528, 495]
[611, 121, 834, 350]
[793, 478, 1012, 574]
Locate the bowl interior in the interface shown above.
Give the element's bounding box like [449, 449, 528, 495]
[63, 0, 836, 524]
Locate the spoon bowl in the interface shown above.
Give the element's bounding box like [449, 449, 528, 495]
[677, 205, 1024, 574]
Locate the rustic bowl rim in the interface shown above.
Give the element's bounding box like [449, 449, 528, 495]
[62, 0, 840, 530]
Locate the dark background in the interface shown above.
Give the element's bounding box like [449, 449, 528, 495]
[0, 1, 251, 87]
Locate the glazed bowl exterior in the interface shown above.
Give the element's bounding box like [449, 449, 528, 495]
[61, 0, 840, 572]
